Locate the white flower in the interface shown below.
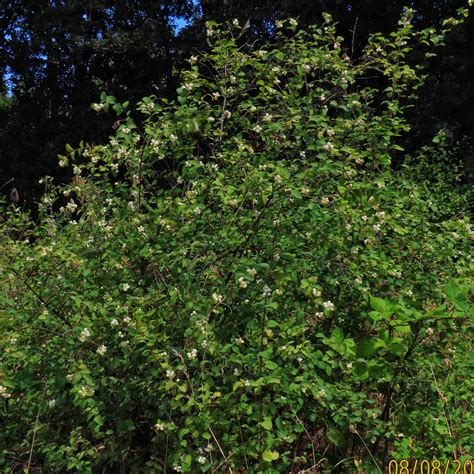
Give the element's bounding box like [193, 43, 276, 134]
[207, 116, 215, 122]
[312, 288, 321, 297]
[405, 290, 413, 297]
[253, 125, 263, 134]
[123, 316, 131, 324]
[275, 288, 283, 296]
[187, 348, 198, 360]
[238, 277, 248, 288]
[289, 18, 298, 26]
[302, 64, 311, 72]
[189, 55, 198, 64]
[166, 369, 175, 379]
[66, 373, 74, 382]
[78, 385, 93, 398]
[111, 318, 119, 327]
[276, 20, 283, 28]
[236, 337, 244, 345]
[320, 197, 330, 206]
[376, 211, 386, 220]
[346, 362, 353, 369]
[79, 328, 91, 342]
[323, 142, 335, 152]
[373, 224, 381, 232]
[169, 133, 178, 142]
[262, 285, 271, 297]
[233, 368, 241, 376]
[223, 110, 232, 119]
[249, 105, 257, 113]
[96, 344, 107, 356]
[355, 277, 363, 285]
[322, 301, 335, 311]
[182, 82, 193, 91]
[9, 337, 17, 344]
[326, 128, 335, 136]
[212, 293, 223, 303]
[58, 156, 68, 167]
[244, 379, 251, 386]
[154, 422, 165, 431]
[197, 456, 207, 465]
[426, 327, 434, 336]
[262, 113, 273, 122]
[122, 283, 130, 291]
[211, 91, 220, 100]
[48, 398, 56, 408]
[0, 386, 11, 399]
[193, 207, 202, 216]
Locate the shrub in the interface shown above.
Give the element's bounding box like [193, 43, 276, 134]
[1, 11, 472, 473]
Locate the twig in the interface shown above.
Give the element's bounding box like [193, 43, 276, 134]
[208, 427, 233, 473]
[351, 17, 359, 57]
[26, 380, 48, 473]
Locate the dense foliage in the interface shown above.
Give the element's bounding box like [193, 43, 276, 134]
[1, 0, 474, 207]
[1, 11, 473, 473]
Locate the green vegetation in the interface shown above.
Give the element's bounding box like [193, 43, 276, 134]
[1, 11, 472, 473]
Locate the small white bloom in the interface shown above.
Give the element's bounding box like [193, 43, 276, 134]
[244, 379, 251, 386]
[323, 142, 335, 152]
[276, 20, 283, 28]
[212, 293, 223, 303]
[78, 385, 93, 398]
[197, 456, 207, 465]
[223, 110, 232, 119]
[166, 369, 175, 379]
[262, 285, 271, 298]
[154, 422, 165, 431]
[238, 276, 248, 288]
[233, 368, 241, 376]
[426, 327, 434, 336]
[0, 386, 11, 399]
[48, 398, 56, 408]
[320, 197, 330, 206]
[312, 288, 321, 297]
[322, 301, 335, 311]
[122, 283, 130, 291]
[253, 125, 263, 134]
[187, 348, 198, 360]
[289, 18, 298, 26]
[79, 328, 91, 342]
[96, 344, 107, 356]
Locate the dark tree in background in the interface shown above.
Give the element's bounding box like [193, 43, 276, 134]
[1, 0, 473, 208]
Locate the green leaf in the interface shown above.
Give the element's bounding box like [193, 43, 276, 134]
[262, 449, 279, 462]
[261, 417, 273, 430]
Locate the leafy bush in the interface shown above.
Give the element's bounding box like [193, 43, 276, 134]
[1, 11, 473, 473]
